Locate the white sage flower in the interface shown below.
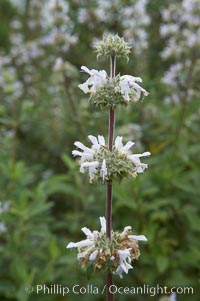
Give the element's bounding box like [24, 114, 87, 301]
[53, 57, 64, 71]
[119, 75, 149, 102]
[128, 234, 148, 241]
[72, 135, 107, 182]
[99, 216, 106, 232]
[78, 66, 107, 93]
[80, 161, 99, 180]
[120, 226, 132, 238]
[116, 249, 133, 278]
[67, 216, 106, 260]
[0, 222, 7, 233]
[114, 136, 135, 153]
[114, 136, 151, 174]
[128, 152, 151, 173]
[88, 134, 105, 151]
[0, 201, 9, 214]
[100, 159, 108, 182]
[89, 249, 99, 261]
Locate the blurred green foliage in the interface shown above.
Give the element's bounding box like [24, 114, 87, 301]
[0, 0, 199, 301]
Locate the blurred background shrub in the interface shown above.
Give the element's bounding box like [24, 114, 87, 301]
[0, 0, 199, 300]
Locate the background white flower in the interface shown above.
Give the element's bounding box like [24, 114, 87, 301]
[0, 222, 7, 233]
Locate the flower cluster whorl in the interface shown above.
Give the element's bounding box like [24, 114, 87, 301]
[67, 217, 147, 279]
[79, 66, 149, 109]
[72, 135, 150, 183]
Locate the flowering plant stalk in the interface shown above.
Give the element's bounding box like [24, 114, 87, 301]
[67, 34, 150, 301]
[106, 55, 115, 300]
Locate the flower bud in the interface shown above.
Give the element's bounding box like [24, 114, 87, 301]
[95, 34, 131, 61]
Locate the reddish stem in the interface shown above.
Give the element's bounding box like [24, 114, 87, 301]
[106, 56, 116, 301]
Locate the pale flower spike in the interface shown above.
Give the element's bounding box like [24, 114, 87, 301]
[69, 35, 150, 287]
[67, 217, 147, 278]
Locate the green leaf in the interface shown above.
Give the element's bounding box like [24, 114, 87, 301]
[156, 256, 169, 274]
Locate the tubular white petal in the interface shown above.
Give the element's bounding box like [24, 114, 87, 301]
[128, 155, 141, 165]
[80, 161, 99, 180]
[90, 69, 100, 76]
[77, 245, 94, 259]
[124, 226, 132, 232]
[143, 89, 149, 96]
[118, 249, 131, 260]
[128, 235, 148, 241]
[121, 75, 142, 83]
[92, 230, 100, 238]
[100, 159, 107, 181]
[74, 141, 93, 153]
[81, 153, 94, 161]
[81, 161, 99, 167]
[80, 165, 85, 173]
[66, 242, 77, 249]
[88, 135, 103, 151]
[79, 66, 107, 93]
[88, 164, 98, 180]
[81, 65, 91, 74]
[131, 81, 143, 90]
[78, 83, 89, 94]
[99, 216, 106, 233]
[119, 75, 148, 102]
[74, 141, 86, 150]
[123, 141, 135, 151]
[98, 135, 105, 146]
[115, 136, 123, 149]
[115, 266, 124, 278]
[120, 261, 133, 274]
[99, 70, 107, 78]
[89, 249, 99, 261]
[74, 239, 94, 249]
[81, 227, 93, 237]
[116, 249, 133, 277]
[72, 150, 83, 157]
[141, 151, 151, 157]
[120, 226, 132, 237]
[119, 80, 131, 101]
[135, 163, 148, 173]
[88, 135, 98, 145]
